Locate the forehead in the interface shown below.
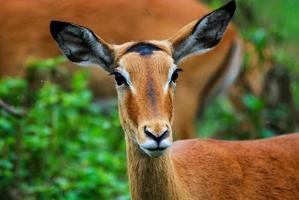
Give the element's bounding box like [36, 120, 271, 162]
[116, 42, 174, 75]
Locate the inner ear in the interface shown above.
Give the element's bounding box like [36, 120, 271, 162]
[50, 20, 115, 72]
[169, 0, 236, 63]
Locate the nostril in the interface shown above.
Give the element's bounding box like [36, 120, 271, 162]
[160, 129, 169, 141]
[144, 126, 170, 143]
[144, 126, 159, 141]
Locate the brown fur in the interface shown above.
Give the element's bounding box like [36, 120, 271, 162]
[126, 138, 189, 200]
[0, 0, 246, 139]
[107, 20, 298, 200]
[127, 134, 299, 200]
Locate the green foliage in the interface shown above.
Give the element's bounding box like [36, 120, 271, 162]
[242, 27, 268, 60]
[197, 93, 286, 140]
[26, 56, 66, 71]
[0, 60, 129, 200]
[196, 97, 242, 139]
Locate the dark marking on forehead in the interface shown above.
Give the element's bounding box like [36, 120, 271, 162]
[147, 79, 157, 108]
[125, 42, 162, 56]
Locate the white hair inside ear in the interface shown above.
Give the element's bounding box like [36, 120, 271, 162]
[50, 20, 115, 72]
[170, 0, 236, 64]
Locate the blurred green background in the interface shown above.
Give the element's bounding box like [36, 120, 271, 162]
[1, 0, 299, 199]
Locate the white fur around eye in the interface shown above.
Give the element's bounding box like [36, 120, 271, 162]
[115, 67, 136, 94]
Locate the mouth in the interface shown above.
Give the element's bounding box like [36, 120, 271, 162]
[146, 147, 167, 151]
[138, 134, 172, 158]
[139, 145, 170, 158]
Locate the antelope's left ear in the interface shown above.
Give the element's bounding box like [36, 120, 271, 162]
[169, 0, 236, 63]
[50, 21, 115, 72]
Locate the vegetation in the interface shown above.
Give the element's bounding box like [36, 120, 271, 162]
[0, 59, 129, 199]
[1, 1, 299, 199]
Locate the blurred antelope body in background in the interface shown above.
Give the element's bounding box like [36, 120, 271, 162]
[0, 0, 268, 139]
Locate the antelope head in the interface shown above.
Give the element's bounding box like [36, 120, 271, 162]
[50, 1, 235, 157]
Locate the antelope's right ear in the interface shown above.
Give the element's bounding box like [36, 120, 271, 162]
[169, 0, 236, 64]
[50, 21, 115, 72]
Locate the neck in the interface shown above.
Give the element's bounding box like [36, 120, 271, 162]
[125, 136, 188, 200]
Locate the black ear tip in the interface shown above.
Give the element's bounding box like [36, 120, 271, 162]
[50, 20, 71, 39]
[223, 0, 236, 16]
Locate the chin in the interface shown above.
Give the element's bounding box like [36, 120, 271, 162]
[140, 147, 168, 158]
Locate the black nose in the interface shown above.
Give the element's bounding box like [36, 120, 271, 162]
[144, 126, 169, 143]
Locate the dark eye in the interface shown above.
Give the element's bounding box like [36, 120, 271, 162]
[111, 72, 127, 86]
[170, 68, 182, 83]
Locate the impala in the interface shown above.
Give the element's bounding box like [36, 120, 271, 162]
[1, 0, 270, 139]
[50, 1, 299, 199]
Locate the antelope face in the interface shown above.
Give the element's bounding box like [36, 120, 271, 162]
[50, 0, 235, 157]
[114, 42, 178, 157]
